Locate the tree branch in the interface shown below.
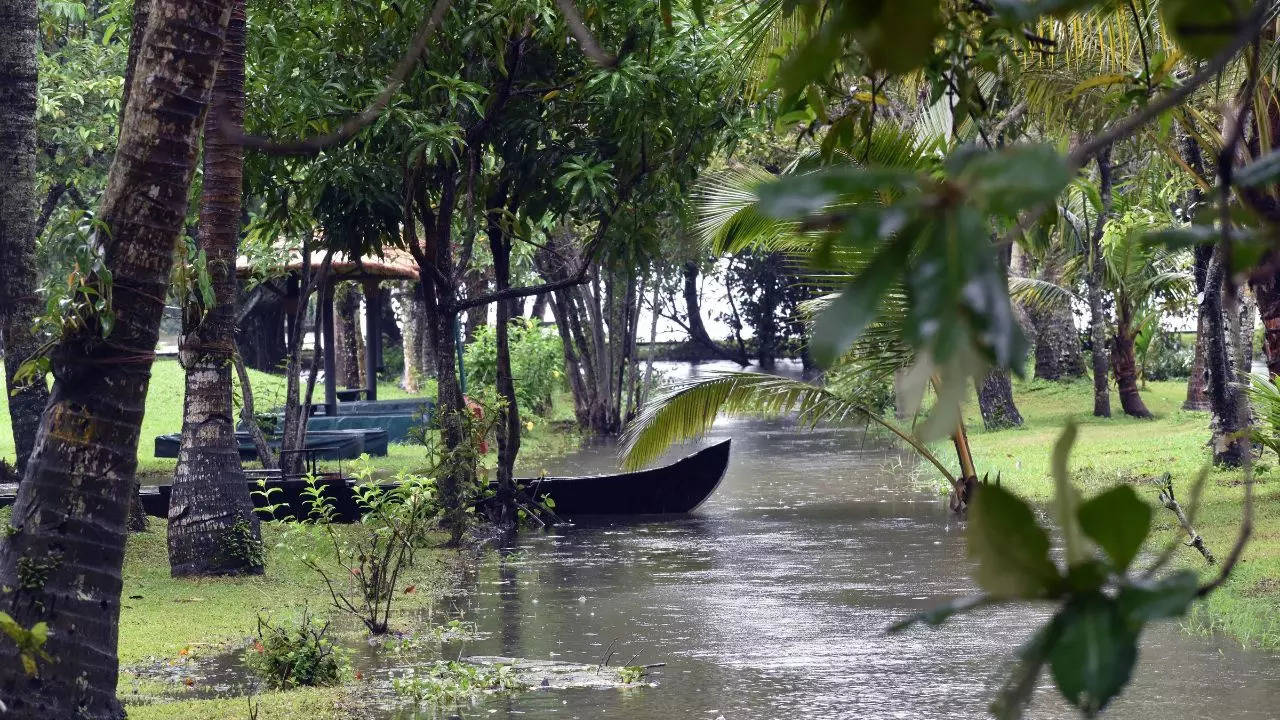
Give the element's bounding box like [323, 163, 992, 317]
[235, 0, 453, 156]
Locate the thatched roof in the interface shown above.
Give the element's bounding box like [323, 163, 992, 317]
[236, 247, 419, 281]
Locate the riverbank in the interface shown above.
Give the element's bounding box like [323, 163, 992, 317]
[960, 377, 1280, 649]
[114, 522, 467, 719]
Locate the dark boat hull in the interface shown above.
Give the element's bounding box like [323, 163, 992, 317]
[517, 439, 730, 515]
[5, 440, 731, 523]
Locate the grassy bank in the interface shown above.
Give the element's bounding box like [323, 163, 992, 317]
[958, 377, 1280, 649]
[0, 359, 581, 482]
[116, 523, 462, 719]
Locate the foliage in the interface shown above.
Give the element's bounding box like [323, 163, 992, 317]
[464, 319, 564, 418]
[0, 612, 51, 677]
[392, 661, 528, 708]
[893, 423, 1206, 718]
[1140, 330, 1193, 382]
[298, 460, 442, 634]
[1247, 373, 1280, 461]
[243, 609, 342, 690]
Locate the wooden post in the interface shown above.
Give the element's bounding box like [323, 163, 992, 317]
[322, 277, 337, 415]
[363, 279, 380, 401]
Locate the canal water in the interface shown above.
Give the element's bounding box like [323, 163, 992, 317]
[430, 362, 1280, 720]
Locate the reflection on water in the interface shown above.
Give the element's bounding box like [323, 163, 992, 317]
[452, 361, 1279, 719]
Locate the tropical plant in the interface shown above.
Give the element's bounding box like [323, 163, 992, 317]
[243, 608, 342, 690]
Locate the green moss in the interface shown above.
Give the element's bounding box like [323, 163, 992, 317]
[957, 378, 1280, 650]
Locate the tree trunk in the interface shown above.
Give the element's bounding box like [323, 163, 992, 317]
[1086, 146, 1113, 418]
[1029, 255, 1085, 381]
[1111, 319, 1152, 419]
[235, 282, 287, 371]
[392, 280, 425, 392]
[976, 370, 1024, 430]
[0, 1, 230, 715]
[489, 217, 519, 528]
[168, 0, 262, 578]
[1184, 310, 1211, 410]
[0, 0, 50, 476]
[333, 282, 363, 388]
[1252, 266, 1280, 378]
[682, 261, 747, 365]
[1205, 247, 1249, 466]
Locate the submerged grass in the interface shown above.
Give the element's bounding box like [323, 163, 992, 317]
[957, 377, 1280, 650]
[117, 522, 460, 717]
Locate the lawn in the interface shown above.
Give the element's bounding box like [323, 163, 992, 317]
[114, 523, 462, 719]
[958, 377, 1280, 649]
[0, 358, 581, 482]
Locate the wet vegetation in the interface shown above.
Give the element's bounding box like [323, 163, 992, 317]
[2, 0, 1280, 718]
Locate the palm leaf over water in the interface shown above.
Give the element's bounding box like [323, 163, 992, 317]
[619, 371, 956, 487]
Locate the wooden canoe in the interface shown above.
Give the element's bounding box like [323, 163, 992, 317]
[3, 440, 732, 523]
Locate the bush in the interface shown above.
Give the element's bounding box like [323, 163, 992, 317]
[243, 608, 341, 690]
[300, 460, 442, 634]
[464, 319, 563, 417]
[1143, 330, 1193, 381]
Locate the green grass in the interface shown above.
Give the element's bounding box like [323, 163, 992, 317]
[958, 377, 1280, 649]
[0, 358, 580, 482]
[116, 523, 460, 718]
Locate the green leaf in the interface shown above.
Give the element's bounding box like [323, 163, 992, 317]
[1051, 422, 1086, 566]
[754, 167, 920, 218]
[958, 145, 1070, 217]
[967, 484, 1061, 599]
[1236, 148, 1280, 187]
[1048, 594, 1138, 716]
[810, 233, 914, 366]
[1117, 570, 1200, 625]
[1141, 225, 1217, 251]
[889, 595, 994, 633]
[856, 0, 942, 75]
[1160, 0, 1239, 60]
[1077, 486, 1152, 572]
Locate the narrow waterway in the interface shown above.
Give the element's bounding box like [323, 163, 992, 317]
[428, 362, 1279, 720]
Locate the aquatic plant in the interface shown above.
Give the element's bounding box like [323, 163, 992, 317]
[392, 660, 528, 707]
[242, 608, 341, 690]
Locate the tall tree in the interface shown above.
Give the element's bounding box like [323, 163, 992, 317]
[1086, 147, 1114, 417]
[168, 0, 262, 577]
[0, 0, 231, 713]
[0, 0, 50, 475]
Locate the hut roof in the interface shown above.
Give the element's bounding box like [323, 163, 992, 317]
[236, 247, 419, 281]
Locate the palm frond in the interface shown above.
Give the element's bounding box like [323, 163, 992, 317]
[1009, 276, 1078, 311]
[619, 372, 955, 486]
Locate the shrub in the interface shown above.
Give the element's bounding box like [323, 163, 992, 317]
[302, 459, 441, 634]
[243, 609, 341, 690]
[1142, 330, 1193, 381]
[464, 319, 563, 417]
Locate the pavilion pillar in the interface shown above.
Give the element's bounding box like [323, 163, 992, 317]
[322, 277, 338, 415]
[363, 279, 380, 401]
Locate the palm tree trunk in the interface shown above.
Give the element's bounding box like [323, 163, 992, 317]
[1205, 247, 1249, 466]
[168, 0, 262, 578]
[1086, 146, 1114, 417]
[0, 1, 230, 714]
[0, 0, 50, 476]
[1252, 266, 1280, 377]
[976, 370, 1024, 429]
[1111, 317, 1152, 418]
[1184, 310, 1211, 410]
